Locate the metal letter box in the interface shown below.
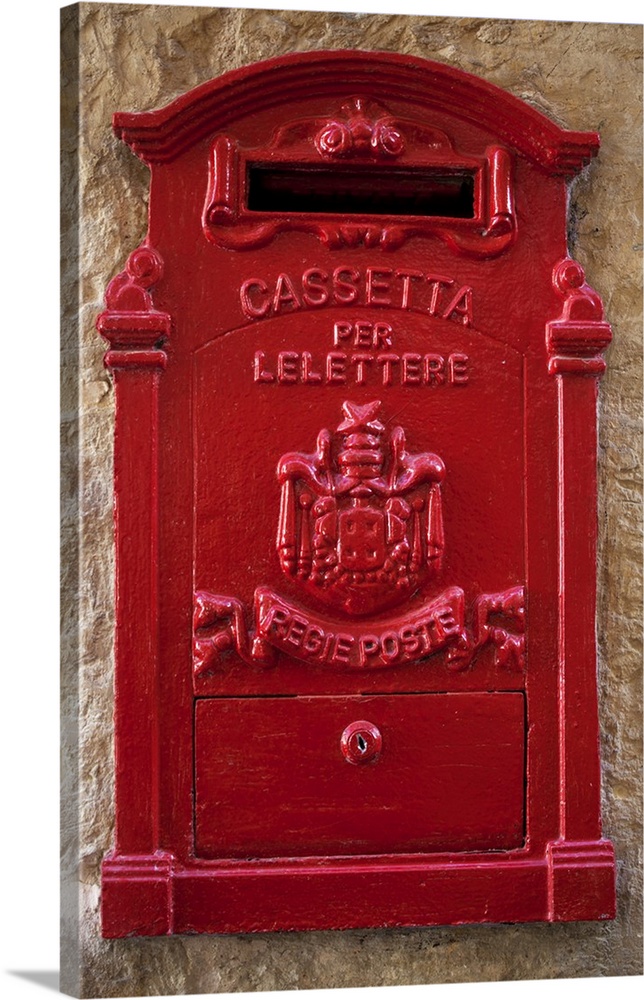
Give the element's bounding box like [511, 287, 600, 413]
[97, 51, 615, 936]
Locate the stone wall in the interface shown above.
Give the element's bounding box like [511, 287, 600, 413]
[60, 4, 643, 996]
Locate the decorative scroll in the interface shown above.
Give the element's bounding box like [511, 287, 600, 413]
[315, 98, 405, 158]
[484, 146, 515, 238]
[192, 584, 525, 677]
[447, 586, 526, 672]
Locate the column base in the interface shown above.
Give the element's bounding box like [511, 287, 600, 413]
[101, 851, 174, 938]
[547, 839, 616, 921]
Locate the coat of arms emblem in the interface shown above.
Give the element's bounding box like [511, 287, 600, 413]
[276, 400, 445, 616]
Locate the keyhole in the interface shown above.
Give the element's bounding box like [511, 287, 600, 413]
[341, 720, 382, 764]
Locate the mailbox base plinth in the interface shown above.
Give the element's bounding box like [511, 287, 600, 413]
[101, 853, 174, 939]
[100, 849, 616, 936]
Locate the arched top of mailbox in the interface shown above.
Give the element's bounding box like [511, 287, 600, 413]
[113, 50, 599, 176]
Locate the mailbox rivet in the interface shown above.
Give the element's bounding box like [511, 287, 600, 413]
[340, 720, 382, 765]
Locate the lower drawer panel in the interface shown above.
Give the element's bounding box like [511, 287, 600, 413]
[194, 692, 525, 858]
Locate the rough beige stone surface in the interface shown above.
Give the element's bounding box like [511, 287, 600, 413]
[61, 4, 643, 997]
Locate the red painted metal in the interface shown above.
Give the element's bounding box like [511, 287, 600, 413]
[97, 50, 615, 938]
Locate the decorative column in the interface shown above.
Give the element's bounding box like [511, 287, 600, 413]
[96, 245, 174, 936]
[545, 258, 615, 920]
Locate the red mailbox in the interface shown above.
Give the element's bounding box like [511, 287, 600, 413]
[97, 51, 615, 937]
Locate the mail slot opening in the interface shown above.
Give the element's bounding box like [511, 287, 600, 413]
[246, 165, 476, 218]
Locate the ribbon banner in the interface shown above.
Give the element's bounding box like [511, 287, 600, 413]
[254, 586, 465, 670]
[192, 584, 525, 676]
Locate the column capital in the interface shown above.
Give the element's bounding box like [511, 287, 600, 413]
[97, 245, 171, 368]
[546, 258, 612, 376]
